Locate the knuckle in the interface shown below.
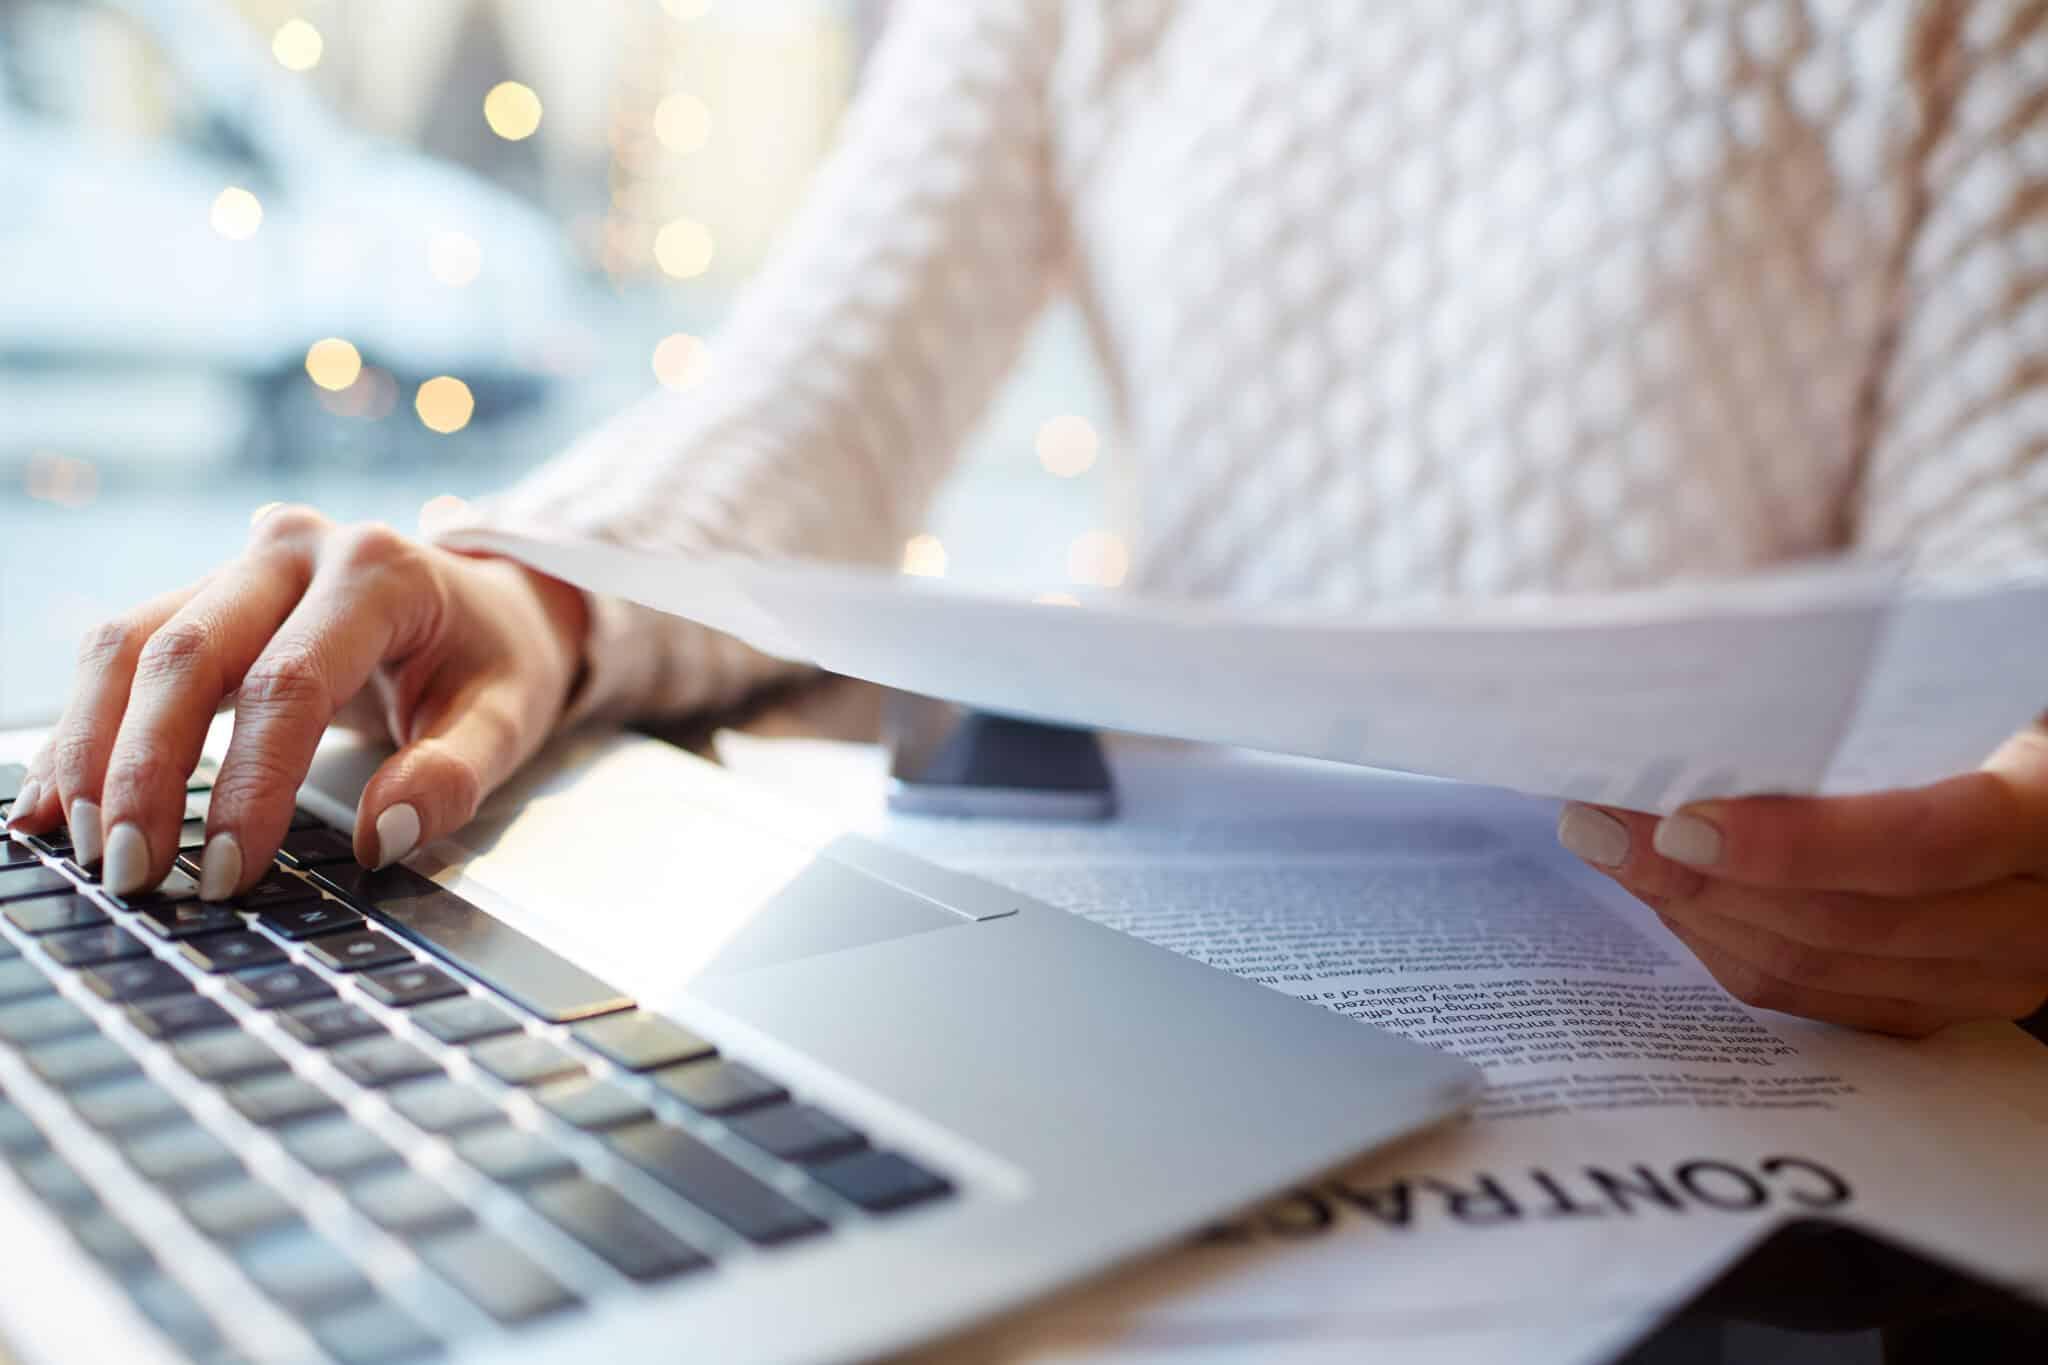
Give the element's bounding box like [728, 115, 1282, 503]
[134, 619, 214, 686]
[111, 748, 180, 803]
[333, 521, 416, 578]
[238, 649, 331, 715]
[76, 618, 142, 671]
[47, 731, 103, 788]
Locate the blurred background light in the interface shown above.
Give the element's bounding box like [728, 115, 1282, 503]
[654, 92, 712, 154]
[209, 186, 263, 240]
[652, 333, 711, 389]
[483, 81, 544, 142]
[304, 339, 364, 392]
[271, 18, 323, 72]
[1035, 415, 1100, 478]
[654, 218, 716, 279]
[1067, 531, 1130, 587]
[900, 533, 947, 578]
[415, 377, 476, 434]
[428, 231, 484, 287]
[24, 454, 100, 510]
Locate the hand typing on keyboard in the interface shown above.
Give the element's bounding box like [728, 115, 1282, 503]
[6, 505, 587, 899]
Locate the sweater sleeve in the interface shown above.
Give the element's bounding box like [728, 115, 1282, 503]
[451, 1, 1065, 723]
[1850, 1, 2048, 578]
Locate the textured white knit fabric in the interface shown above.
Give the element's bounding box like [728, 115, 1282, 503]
[470, 0, 2047, 724]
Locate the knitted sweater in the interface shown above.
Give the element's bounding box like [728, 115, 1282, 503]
[468, 0, 2047, 724]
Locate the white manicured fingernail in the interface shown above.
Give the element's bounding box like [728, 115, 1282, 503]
[1557, 804, 1630, 867]
[103, 822, 149, 896]
[70, 799, 103, 866]
[1654, 813, 1724, 867]
[198, 833, 242, 902]
[375, 803, 420, 869]
[8, 779, 38, 825]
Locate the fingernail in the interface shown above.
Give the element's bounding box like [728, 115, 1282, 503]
[1557, 804, 1630, 867]
[1654, 812, 1724, 866]
[198, 833, 242, 902]
[103, 821, 150, 896]
[7, 779, 37, 826]
[70, 799, 103, 866]
[375, 803, 420, 869]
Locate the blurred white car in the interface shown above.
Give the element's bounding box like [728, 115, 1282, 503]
[0, 0, 595, 464]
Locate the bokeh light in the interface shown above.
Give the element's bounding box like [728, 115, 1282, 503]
[901, 534, 948, 578]
[483, 81, 544, 141]
[209, 186, 263, 240]
[428, 230, 483, 286]
[272, 19, 323, 72]
[415, 376, 476, 434]
[651, 333, 711, 389]
[654, 92, 712, 153]
[304, 338, 363, 392]
[1067, 530, 1130, 587]
[660, 0, 713, 18]
[24, 453, 98, 509]
[1035, 415, 1100, 478]
[654, 218, 716, 278]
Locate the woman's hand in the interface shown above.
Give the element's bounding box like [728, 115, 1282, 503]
[1556, 721, 2048, 1035]
[6, 505, 587, 900]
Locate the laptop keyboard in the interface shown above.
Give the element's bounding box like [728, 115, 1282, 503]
[0, 763, 953, 1364]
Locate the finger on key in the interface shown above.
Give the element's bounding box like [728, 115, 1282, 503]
[356, 676, 536, 869]
[6, 742, 57, 832]
[208, 524, 446, 893]
[98, 548, 316, 896]
[46, 585, 195, 864]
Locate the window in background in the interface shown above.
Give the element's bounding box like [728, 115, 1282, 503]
[0, 0, 1108, 725]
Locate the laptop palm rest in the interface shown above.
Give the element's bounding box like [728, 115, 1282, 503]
[676, 854, 967, 979]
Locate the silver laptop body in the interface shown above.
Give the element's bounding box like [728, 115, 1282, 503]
[0, 727, 1477, 1364]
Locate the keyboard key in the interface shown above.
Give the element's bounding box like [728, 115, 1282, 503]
[526, 1175, 711, 1282]
[225, 965, 335, 1010]
[309, 1299, 443, 1365]
[72, 1075, 187, 1134]
[813, 1149, 952, 1213]
[71, 1207, 155, 1272]
[570, 1009, 714, 1072]
[420, 1227, 580, 1325]
[173, 1031, 289, 1083]
[0, 1102, 47, 1156]
[27, 1035, 140, 1089]
[534, 1076, 653, 1131]
[224, 1074, 341, 1128]
[470, 1035, 583, 1088]
[307, 931, 414, 974]
[121, 1123, 242, 1190]
[125, 994, 234, 1041]
[129, 1273, 223, 1355]
[236, 1226, 375, 1315]
[384, 1077, 501, 1135]
[651, 1059, 786, 1116]
[278, 999, 384, 1049]
[1, 838, 39, 868]
[330, 1036, 442, 1089]
[178, 930, 288, 973]
[348, 1169, 474, 1237]
[0, 958, 55, 1003]
[411, 995, 519, 1045]
[25, 828, 72, 857]
[17, 1150, 98, 1211]
[608, 1120, 826, 1246]
[258, 901, 363, 942]
[0, 865, 73, 903]
[111, 865, 202, 910]
[236, 870, 327, 915]
[357, 963, 463, 1009]
[453, 1125, 577, 1187]
[281, 828, 359, 868]
[135, 902, 243, 940]
[5, 893, 107, 934]
[42, 924, 148, 967]
[290, 808, 325, 831]
[78, 958, 194, 1003]
[0, 994, 95, 1045]
[726, 1104, 867, 1165]
[318, 863, 633, 1025]
[281, 1117, 405, 1180]
[175, 818, 210, 852]
[181, 1175, 300, 1243]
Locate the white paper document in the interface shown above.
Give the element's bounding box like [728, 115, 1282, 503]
[454, 530, 2048, 812]
[713, 735, 2048, 1364]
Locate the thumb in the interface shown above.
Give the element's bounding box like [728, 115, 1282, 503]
[353, 680, 533, 868]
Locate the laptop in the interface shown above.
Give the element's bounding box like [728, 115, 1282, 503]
[0, 723, 1478, 1364]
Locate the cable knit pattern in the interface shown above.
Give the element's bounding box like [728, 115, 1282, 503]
[464, 0, 2046, 725]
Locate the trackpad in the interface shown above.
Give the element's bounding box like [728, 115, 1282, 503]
[686, 857, 964, 978]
